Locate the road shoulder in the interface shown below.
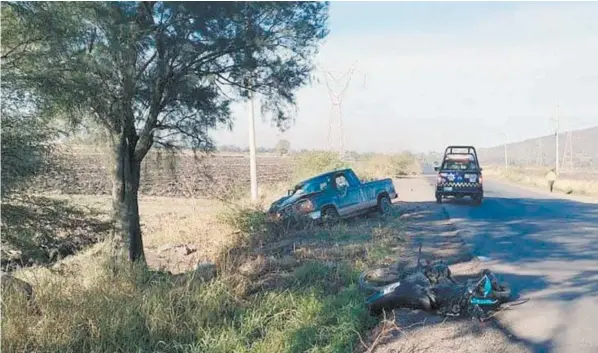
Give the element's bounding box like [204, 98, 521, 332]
[487, 175, 598, 204]
[365, 178, 530, 353]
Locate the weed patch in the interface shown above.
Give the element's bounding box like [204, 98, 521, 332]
[3, 197, 407, 353]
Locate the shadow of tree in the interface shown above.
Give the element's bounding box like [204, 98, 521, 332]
[423, 195, 598, 353]
[1, 195, 113, 271]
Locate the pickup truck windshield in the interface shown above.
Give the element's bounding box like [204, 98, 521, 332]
[292, 176, 332, 195]
[443, 160, 478, 171]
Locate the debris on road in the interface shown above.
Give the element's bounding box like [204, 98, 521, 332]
[359, 244, 519, 322]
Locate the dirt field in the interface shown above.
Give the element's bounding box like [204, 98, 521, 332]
[27, 145, 294, 198]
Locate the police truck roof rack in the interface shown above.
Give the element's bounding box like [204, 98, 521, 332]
[443, 146, 478, 159]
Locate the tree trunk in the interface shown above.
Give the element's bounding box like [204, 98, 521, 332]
[110, 133, 146, 264]
[123, 151, 144, 263]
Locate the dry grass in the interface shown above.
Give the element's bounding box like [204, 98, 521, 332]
[2, 193, 411, 353]
[1, 149, 424, 353]
[484, 166, 598, 197]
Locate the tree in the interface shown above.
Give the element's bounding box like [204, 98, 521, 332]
[7, 1, 329, 263]
[0, 3, 73, 198]
[274, 139, 291, 156]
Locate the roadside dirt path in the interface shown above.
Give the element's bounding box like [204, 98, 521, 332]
[365, 177, 530, 353]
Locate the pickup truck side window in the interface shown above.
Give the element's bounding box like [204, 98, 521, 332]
[343, 170, 361, 186]
[335, 175, 349, 189]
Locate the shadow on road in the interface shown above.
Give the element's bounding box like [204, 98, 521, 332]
[393, 194, 598, 353]
[441, 196, 598, 353]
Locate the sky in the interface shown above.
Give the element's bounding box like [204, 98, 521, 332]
[212, 1, 598, 154]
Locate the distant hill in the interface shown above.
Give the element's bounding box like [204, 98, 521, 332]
[478, 126, 598, 170]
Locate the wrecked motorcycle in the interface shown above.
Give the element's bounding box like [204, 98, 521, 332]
[359, 246, 513, 321]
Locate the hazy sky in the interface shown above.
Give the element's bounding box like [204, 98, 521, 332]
[212, 1, 598, 153]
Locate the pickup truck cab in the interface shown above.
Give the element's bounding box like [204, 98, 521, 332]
[268, 168, 398, 224]
[434, 146, 483, 205]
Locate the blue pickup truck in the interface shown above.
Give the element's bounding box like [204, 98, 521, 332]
[268, 168, 398, 223]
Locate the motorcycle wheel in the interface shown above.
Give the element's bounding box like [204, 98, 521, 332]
[366, 282, 435, 316]
[491, 282, 512, 302]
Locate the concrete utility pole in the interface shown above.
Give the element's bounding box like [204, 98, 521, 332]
[504, 141, 508, 171]
[555, 102, 560, 176]
[502, 132, 508, 171]
[248, 88, 258, 202]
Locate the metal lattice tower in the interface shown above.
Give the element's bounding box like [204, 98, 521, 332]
[321, 63, 365, 159]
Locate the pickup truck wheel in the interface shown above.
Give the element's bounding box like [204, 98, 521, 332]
[435, 194, 442, 204]
[377, 195, 392, 215]
[472, 194, 483, 205]
[321, 207, 340, 224]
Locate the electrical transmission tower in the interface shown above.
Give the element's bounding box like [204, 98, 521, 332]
[321, 63, 365, 159]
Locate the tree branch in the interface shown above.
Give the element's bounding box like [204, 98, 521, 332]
[0, 35, 47, 60]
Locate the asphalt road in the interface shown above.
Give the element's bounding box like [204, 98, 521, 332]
[424, 176, 598, 353]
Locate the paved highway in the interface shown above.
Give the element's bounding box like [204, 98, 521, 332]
[426, 176, 598, 353]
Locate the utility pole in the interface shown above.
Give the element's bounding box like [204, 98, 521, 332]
[538, 138, 543, 166]
[502, 132, 508, 171]
[248, 88, 258, 202]
[561, 130, 574, 173]
[555, 102, 560, 176]
[505, 143, 509, 171]
[244, 15, 258, 203]
[504, 142, 508, 171]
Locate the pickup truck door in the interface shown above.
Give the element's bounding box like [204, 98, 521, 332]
[334, 172, 364, 216]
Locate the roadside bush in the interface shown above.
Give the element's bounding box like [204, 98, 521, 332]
[354, 152, 420, 181]
[292, 151, 349, 181]
[2, 243, 375, 353]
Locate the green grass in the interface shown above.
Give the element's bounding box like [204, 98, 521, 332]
[2, 200, 410, 353]
[2, 258, 376, 353]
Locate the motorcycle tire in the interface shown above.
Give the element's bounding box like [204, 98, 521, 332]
[359, 268, 400, 293]
[481, 269, 512, 303]
[366, 281, 434, 316]
[491, 282, 512, 302]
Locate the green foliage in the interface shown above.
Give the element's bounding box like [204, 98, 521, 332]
[274, 139, 291, 156]
[2, 255, 374, 353]
[390, 151, 420, 176]
[0, 3, 69, 197]
[291, 150, 419, 183]
[292, 151, 349, 181]
[0, 113, 57, 198]
[5, 1, 329, 261]
[10, 1, 330, 151]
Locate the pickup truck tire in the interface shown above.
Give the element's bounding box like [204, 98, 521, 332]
[377, 195, 392, 215]
[321, 206, 340, 224]
[435, 194, 442, 204]
[472, 194, 483, 205]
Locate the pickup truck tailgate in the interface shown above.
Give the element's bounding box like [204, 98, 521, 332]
[438, 171, 480, 188]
